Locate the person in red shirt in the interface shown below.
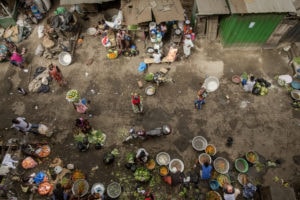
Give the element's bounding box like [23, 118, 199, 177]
[131, 93, 143, 113]
[48, 63, 66, 86]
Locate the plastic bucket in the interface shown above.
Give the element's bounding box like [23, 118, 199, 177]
[149, 22, 156, 31]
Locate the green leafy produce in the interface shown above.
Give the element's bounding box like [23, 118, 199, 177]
[74, 133, 86, 142]
[88, 130, 106, 145]
[126, 153, 135, 164]
[66, 89, 80, 102]
[111, 148, 119, 156]
[144, 73, 154, 81]
[134, 167, 151, 182]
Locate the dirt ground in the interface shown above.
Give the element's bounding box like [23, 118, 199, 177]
[0, 3, 300, 200]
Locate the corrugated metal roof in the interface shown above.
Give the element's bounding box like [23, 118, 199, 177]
[293, 0, 300, 16]
[195, 0, 230, 15]
[60, 0, 115, 5]
[151, 0, 185, 24]
[122, 0, 152, 25]
[227, 0, 296, 14]
[122, 0, 184, 25]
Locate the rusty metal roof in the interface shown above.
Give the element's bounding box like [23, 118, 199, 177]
[60, 0, 115, 5]
[122, 0, 185, 25]
[195, 0, 230, 15]
[227, 0, 296, 14]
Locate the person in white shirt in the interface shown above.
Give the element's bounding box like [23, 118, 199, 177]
[183, 34, 194, 57]
[243, 76, 256, 92]
[223, 184, 240, 200]
[152, 49, 162, 63]
[136, 148, 149, 163]
[11, 117, 39, 134]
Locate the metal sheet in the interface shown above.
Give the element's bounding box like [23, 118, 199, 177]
[122, 0, 185, 25]
[227, 0, 296, 14]
[220, 14, 284, 47]
[195, 0, 230, 15]
[60, 0, 115, 5]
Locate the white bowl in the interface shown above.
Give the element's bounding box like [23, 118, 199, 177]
[156, 152, 171, 166]
[213, 157, 230, 174]
[59, 52, 72, 66]
[169, 159, 184, 173]
[192, 136, 208, 151]
[198, 153, 212, 165]
[204, 76, 220, 92]
[87, 27, 97, 35]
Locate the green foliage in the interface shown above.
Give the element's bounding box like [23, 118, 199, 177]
[87, 129, 106, 144]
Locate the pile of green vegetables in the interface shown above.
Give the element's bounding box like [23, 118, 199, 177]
[134, 167, 151, 182]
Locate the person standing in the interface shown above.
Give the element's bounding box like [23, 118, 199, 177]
[183, 34, 194, 58]
[48, 63, 66, 86]
[11, 117, 39, 134]
[194, 87, 207, 110]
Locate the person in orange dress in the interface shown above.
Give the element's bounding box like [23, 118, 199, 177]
[48, 63, 66, 86]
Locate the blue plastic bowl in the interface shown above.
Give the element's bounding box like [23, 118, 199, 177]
[138, 62, 147, 72]
[210, 180, 219, 190]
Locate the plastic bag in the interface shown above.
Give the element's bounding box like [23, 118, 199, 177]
[22, 157, 38, 169]
[35, 44, 44, 56]
[37, 25, 44, 38]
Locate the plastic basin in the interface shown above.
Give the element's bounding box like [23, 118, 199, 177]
[213, 157, 229, 174]
[235, 158, 249, 173]
[59, 51, 72, 66]
[192, 136, 207, 151]
[209, 180, 219, 190]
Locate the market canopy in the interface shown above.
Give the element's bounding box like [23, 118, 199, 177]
[122, 0, 185, 25]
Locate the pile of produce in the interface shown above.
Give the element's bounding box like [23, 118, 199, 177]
[107, 49, 118, 59]
[134, 167, 151, 182]
[66, 89, 80, 102]
[252, 78, 271, 96]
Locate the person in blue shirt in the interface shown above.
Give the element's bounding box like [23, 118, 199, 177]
[200, 161, 212, 180]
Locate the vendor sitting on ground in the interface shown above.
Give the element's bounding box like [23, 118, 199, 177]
[243, 75, 256, 92]
[10, 48, 25, 69]
[200, 161, 212, 180]
[152, 49, 162, 63]
[75, 118, 92, 134]
[223, 183, 240, 200]
[136, 148, 149, 163]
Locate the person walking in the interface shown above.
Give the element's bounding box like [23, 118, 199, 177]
[194, 87, 207, 110]
[11, 117, 39, 134]
[48, 63, 66, 86]
[183, 34, 194, 58]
